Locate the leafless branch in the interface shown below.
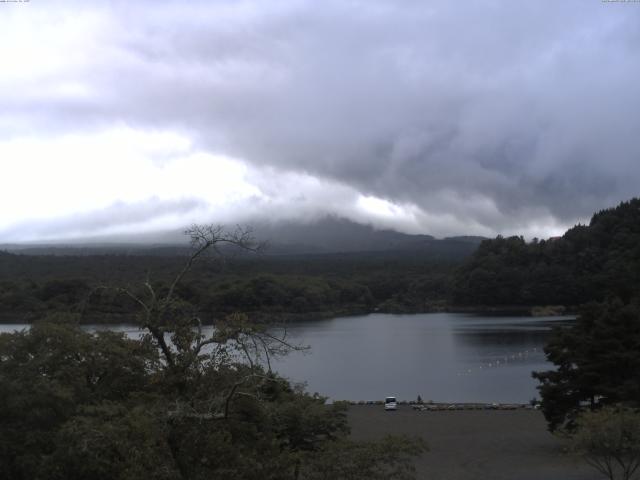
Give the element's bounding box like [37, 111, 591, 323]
[222, 373, 282, 419]
[257, 335, 273, 372]
[164, 224, 261, 308]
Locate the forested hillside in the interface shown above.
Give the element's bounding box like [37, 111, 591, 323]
[0, 248, 463, 323]
[5, 198, 639, 320]
[453, 199, 640, 307]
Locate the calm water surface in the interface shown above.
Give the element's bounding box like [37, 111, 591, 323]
[0, 313, 572, 403]
[270, 313, 572, 403]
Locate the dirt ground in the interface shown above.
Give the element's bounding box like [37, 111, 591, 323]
[347, 406, 603, 480]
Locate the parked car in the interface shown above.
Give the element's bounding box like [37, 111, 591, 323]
[384, 396, 397, 411]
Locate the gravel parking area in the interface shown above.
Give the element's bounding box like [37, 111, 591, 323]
[347, 405, 602, 480]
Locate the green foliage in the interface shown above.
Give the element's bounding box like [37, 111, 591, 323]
[50, 403, 177, 480]
[0, 321, 158, 480]
[571, 407, 640, 480]
[0, 226, 426, 479]
[205, 274, 369, 313]
[0, 250, 461, 322]
[453, 198, 640, 306]
[0, 320, 425, 480]
[533, 299, 640, 431]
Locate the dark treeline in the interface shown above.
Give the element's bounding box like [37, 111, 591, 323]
[453, 198, 640, 307]
[0, 247, 467, 323]
[4, 198, 640, 323]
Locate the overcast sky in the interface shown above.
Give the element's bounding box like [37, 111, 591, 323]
[2, 0, 639, 242]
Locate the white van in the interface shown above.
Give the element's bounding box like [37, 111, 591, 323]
[384, 396, 397, 411]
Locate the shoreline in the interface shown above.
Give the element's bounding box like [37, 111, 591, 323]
[342, 400, 532, 410]
[0, 305, 576, 325]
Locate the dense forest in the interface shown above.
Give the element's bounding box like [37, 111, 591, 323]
[453, 198, 640, 307]
[3, 198, 640, 324]
[0, 246, 467, 324]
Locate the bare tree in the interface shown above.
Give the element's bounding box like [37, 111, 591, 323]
[107, 225, 261, 368]
[91, 224, 305, 416]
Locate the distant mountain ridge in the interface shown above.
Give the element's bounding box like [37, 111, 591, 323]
[1, 216, 486, 257]
[253, 217, 484, 254]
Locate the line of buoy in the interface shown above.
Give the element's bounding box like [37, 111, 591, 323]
[455, 347, 543, 377]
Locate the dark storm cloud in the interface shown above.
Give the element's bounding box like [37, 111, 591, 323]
[3, 0, 640, 237]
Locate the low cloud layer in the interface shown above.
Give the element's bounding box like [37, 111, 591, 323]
[2, 1, 640, 242]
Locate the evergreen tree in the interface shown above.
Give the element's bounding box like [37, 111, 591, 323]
[533, 299, 640, 431]
[454, 198, 640, 307]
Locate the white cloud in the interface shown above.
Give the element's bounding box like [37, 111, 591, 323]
[0, 127, 258, 233]
[1, 0, 639, 242]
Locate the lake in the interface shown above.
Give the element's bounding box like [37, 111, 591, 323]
[0, 313, 572, 404]
[269, 313, 571, 404]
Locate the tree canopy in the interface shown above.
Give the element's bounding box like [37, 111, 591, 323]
[533, 299, 640, 431]
[571, 407, 640, 480]
[0, 225, 426, 479]
[453, 198, 640, 307]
